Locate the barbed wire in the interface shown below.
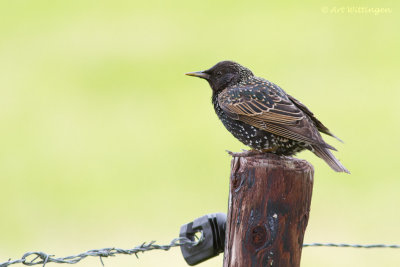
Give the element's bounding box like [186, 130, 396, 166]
[0, 237, 199, 267]
[1, 240, 399, 267]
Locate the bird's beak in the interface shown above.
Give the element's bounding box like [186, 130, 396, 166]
[185, 71, 210, 80]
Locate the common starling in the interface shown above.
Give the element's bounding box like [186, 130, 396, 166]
[186, 61, 349, 173]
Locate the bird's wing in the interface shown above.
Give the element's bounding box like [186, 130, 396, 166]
[287, 94, 343, 142]
[218, 81, 334, 148]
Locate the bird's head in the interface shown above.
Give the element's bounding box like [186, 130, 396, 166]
[186, 61, 254, 92]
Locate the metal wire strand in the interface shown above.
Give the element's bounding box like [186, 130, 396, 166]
[303, 243, 400, 249]
[0, 237, 199, 267]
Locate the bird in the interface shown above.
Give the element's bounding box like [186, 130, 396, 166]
[185, 60, 349, 173]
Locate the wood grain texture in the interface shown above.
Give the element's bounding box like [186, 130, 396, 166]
[223, 153, 314, 267]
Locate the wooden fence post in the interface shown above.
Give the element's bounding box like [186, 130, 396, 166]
[223, 153, 314, 267]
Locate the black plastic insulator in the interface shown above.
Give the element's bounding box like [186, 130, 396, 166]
[179, 213, 227, 266]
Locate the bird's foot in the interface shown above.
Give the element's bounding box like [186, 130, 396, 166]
[261, 146, 279, 153]
[226, 149, 267, 157]
[226, 147, 280, 157]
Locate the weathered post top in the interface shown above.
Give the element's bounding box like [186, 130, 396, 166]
[223, 153, 314, 267]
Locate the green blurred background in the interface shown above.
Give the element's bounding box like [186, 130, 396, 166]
[1, 0, 399, 266]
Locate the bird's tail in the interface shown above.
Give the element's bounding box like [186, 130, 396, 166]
[311, 145, 350, 174]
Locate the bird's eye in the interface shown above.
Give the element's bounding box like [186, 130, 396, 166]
[216, 71, 222, 76]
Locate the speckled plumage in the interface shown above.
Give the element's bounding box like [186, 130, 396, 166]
[212, 92, 302, 155]
[186, 61, 349, 173]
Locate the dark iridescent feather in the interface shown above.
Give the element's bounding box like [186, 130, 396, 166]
[288, 94, 344, 143]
